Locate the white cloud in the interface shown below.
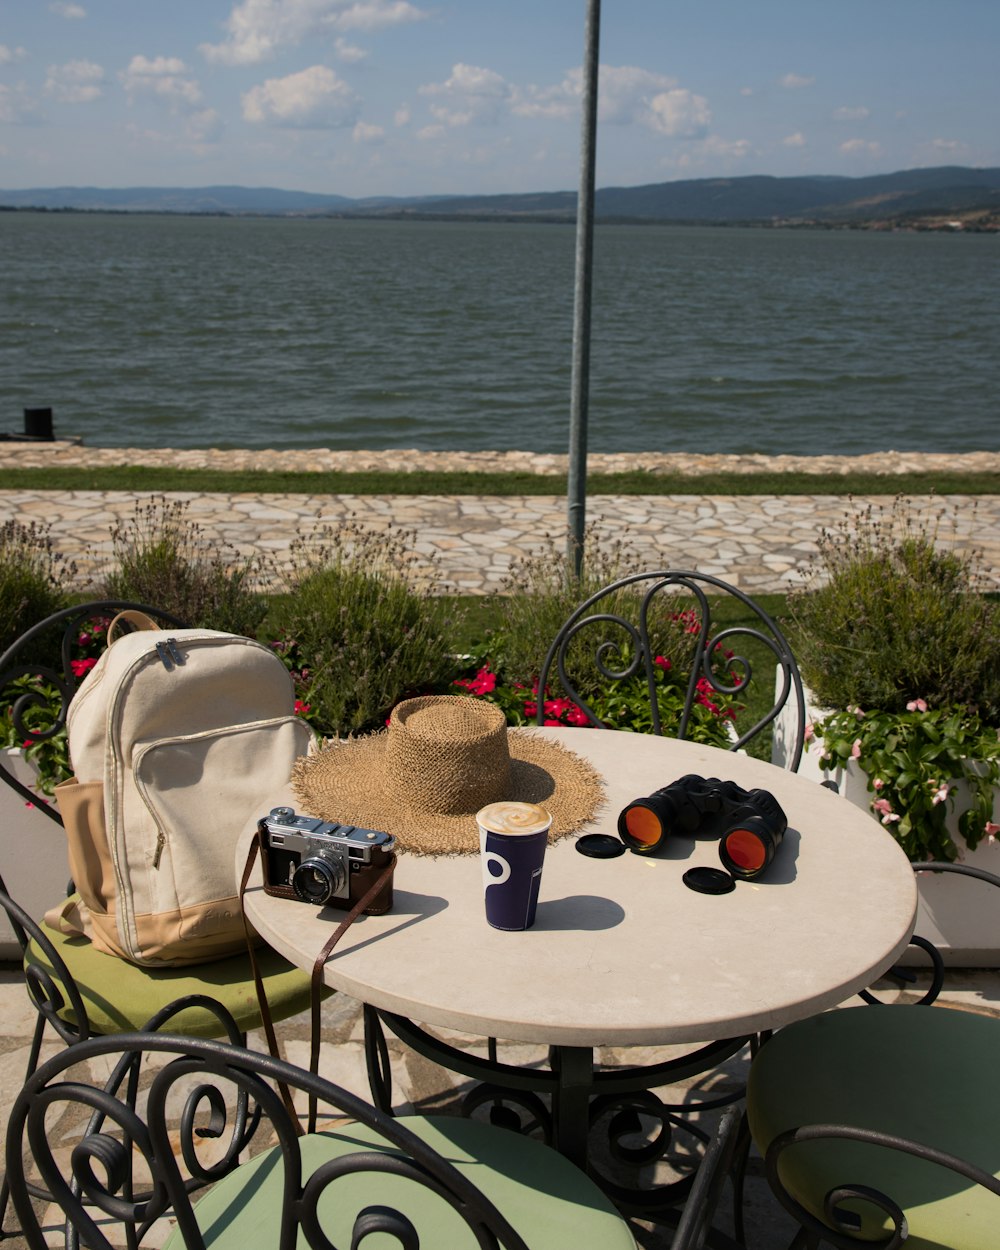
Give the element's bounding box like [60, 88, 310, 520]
[833, 106, 869, 122]
[512, 65, 710, 138]
[779, 72, 814, 89]
[928, 137, 969, 154]
[121, 56, 202, 109]
[783, 131, 806, 147]
[49, 2, 86, 17]
[699, 135, 751, 160]
[335, 36, 367, 62]
[202, 0, 426, 66]
[242, 64, 359, 128]
[394, 103, 410, 126]
[0, 44, 28, 64]
[647, 88, 711, 138]
[353, 119, 384, 143]
[740, 86, 754, 97]
[0, 82, 37, 124]
[417, 123, 445, 140]
[420, 63, 511, 127]
[45, 59, 104, 103]
[840, 138, 882, 156]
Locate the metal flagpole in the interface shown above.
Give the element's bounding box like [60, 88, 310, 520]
[567, 0, 601, 580]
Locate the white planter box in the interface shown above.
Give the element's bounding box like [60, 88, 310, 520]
[0, 749, 71, 961]
[773, 685, 1000, 967]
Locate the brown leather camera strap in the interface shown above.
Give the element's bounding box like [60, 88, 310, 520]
[239, 832, 397, 1134]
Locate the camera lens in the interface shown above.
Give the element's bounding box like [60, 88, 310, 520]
[291, 851, 346, 904]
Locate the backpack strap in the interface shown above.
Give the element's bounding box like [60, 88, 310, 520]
[106, 610, 162, 644]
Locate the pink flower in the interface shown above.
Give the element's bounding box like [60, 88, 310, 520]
[881, 812, 901, 825]
[804, 722, 815, 742]
[872, 777, 884, 790]
[985, 821, 1000, 836]
[931, 784, 950, 806]
[851, 738, 862, 760]
[873, 798, 893, 816]
[906, 698, 928, 713]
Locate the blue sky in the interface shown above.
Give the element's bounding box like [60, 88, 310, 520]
[2, 1, 998, 197]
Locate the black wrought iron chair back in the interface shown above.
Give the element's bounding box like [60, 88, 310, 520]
[536, 570, 806, 769]
[6, 1032, 634, 1250]
[0, 601, 319, 1243]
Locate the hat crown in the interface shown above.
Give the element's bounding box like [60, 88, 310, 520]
[385, 696, 511, 816]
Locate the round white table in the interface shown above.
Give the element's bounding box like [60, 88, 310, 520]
[244, 729, 917, 1044]
[242, 730, 917, 1178]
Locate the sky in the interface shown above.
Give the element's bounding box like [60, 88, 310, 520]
[1, 0, 998, 199]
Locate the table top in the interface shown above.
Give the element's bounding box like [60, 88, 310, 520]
[242, 729, 918, 1047]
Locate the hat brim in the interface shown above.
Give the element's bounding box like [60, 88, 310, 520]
[291, 728, 604, 856]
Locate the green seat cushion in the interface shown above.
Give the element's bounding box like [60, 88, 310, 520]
[164, 1114, 634, 1250]
[747, 1005, 1000, 1249]
[25, 916, 317, 1038]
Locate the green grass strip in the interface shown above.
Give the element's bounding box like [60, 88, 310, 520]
[2, 466, 1000, 496]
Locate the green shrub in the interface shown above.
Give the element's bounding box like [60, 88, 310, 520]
[95, 496, 270, 636]
[271, 520, 460, 737]
[788, 499, 1000, 722]
[0, 520, 71, 657]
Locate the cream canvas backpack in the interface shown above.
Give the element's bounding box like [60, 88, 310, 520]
[52, 612, 314, 967]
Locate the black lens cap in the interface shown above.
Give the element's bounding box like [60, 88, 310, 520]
[576, 833, 627, 859]
[683, 866, 736, 895]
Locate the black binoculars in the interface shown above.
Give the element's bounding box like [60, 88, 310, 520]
[617, 773, 787, 880]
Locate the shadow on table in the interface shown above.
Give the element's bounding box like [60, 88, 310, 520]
[321, 889, 449, 957]
[534, 895, 626, 931]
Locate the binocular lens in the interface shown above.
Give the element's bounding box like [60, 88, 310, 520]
[620, 803, 665, 851]
[720, 826, 767, 875]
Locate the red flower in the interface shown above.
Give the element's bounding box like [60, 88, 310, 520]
[653, 655, 672, 671]
[294, 700, 311, 716]
[565, 705, 589, 726]
[523, 701, 538, 718]
[71, 657, 98, 678]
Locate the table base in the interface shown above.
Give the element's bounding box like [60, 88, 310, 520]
[363, 1006, 752, 1219]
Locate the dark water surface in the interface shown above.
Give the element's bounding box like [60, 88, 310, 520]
[3, 212, 998, 453]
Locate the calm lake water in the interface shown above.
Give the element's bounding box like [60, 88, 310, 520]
[2, 212, 998, 454]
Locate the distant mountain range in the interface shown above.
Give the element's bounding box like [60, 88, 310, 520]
[3, 166, 999, 226]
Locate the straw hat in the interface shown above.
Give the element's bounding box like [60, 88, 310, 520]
[291, 695, 604, 856]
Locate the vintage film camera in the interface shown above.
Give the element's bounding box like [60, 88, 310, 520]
[617, 774, 787, 880]
[259, 806, 395, 914]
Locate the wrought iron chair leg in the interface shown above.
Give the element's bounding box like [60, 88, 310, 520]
[730, 1112, 752, 1247]
[0, 1009, 52, 1239]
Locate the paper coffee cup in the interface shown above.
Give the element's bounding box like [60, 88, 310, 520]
[477, 801, 552, 931]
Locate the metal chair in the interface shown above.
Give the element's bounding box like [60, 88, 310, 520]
[746, 863, 1000, 1249]
[0, 602, 318, 1240]
[5, 1030, 637, 1250]
[536, 570, 806, 769]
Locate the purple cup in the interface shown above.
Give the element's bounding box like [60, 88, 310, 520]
[477, 802, 552, 931]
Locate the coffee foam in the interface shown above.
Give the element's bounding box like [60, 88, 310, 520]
[476, 801, 552, 836]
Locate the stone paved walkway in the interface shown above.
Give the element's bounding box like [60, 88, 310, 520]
[2, 445, 998, 594]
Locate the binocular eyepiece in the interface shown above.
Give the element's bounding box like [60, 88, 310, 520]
[617, 773, 787, 880]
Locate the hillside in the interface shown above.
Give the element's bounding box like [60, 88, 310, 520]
[2, 166, 999, 227]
